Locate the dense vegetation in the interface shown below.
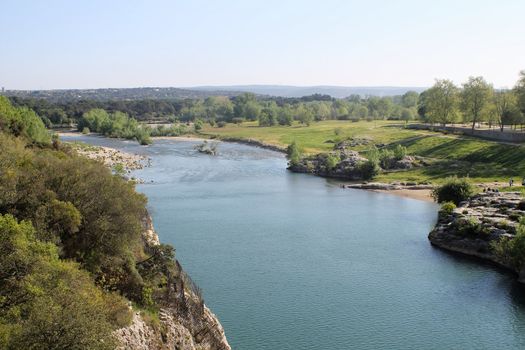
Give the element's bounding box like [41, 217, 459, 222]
[432, 177, 475, 204]
[0, 97, 181, 348]
[78, 108, 152, 144]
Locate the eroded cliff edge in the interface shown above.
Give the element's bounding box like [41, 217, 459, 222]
[428, 191, 525, 282]
[114, 215, 231, 350]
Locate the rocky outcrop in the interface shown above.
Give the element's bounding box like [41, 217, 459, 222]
[429, 192, 525, 279]
[288, 140, 420, 180]
[115, 215, 231, 350]
[289, 149, 369, 180]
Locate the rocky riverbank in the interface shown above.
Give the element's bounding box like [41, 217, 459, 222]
[115, 215, 231, 350]
[69, 139, 231, 349]
[288, 140, 421, 180]
[428, 191, 525, 281]
[70, 143, 150, 171]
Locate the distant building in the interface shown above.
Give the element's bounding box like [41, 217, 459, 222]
[1, 87, 4, 93]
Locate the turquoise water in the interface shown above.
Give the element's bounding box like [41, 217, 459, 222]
[64, 135, 525, 350]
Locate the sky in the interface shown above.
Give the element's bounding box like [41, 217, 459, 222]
[1, 0, 524, 90]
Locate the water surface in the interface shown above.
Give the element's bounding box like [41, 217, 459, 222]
[63, 135, 525, 350]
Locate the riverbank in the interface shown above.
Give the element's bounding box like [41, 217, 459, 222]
[63, 133, 231, 349]
[202, 120, 525, 184]
[428, 191, 525, 282]
[343, 182, 434, 202]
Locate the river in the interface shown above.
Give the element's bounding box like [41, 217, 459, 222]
[62, 135, 525, 350]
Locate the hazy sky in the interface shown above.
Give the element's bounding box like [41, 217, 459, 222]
[1, 0, 524, 89]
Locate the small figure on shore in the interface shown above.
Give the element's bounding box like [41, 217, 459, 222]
[509, 178, 514, 187]
[522, 178, 525, 186]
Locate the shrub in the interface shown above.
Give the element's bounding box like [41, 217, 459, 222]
[492, 222, 525, 269]
[431, 177, 475, 204]
[357, 159, 380, 180]
[82, 127, 90, 134]
[455, 217, 489, 237]
[325, 154, 340, 171]
[440, 201, 456, 215]
[286, 141, 302, 167]
[393, 144, 407, 160]
[217, 121, 227, 128]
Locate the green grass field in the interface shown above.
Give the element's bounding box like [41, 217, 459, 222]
[201, 120, 525, 184]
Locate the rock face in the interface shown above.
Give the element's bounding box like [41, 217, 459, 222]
[114, 215, 231, 350]
[289, 149, 369, 180]
[428, 192, 525, 279]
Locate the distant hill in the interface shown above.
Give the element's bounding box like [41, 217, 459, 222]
[1, 87, 245, 102]
[1, 85, 427, 102]
[189, 85, 427, 98]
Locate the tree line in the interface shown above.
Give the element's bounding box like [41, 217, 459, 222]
[7, 70, 525, 135]
[419, 71, 525, 130]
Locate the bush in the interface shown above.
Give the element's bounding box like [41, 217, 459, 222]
[492, 222, 525, 269]
[440, 201, 456, 215]
[431, 177, 475, 204]
[82, 127, 90, 134]
[286, 141, 302, 167]
[357, 159, 380, 180]
[393, 144, 407, 160]
[455, 217, 489, 237]
[217, 121, 227, 128]
[325, 154, 340, 171]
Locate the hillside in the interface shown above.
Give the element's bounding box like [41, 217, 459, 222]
[189, 85, 427, 98]
[1, 87, 245, 102]
[0, 96, 229, 349]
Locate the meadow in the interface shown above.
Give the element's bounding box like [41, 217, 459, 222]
[202, 120, 525, 184]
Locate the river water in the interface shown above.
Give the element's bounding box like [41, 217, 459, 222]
[63, 135, 525, 350]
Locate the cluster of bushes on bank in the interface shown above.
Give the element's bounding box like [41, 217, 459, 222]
[287, 140, 410, 180]
[78, 108, 152, 145]
[0, 97, 180, 348]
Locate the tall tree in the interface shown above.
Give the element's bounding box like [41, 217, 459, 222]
[461, 76, 493, 130]
[424, 79, 460, 126]
[493, 91, 519, 131]
[514, 70, 525, 117]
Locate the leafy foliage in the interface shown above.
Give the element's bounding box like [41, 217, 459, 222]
[0, 98, 184, 348]
[431, 177, 475, 204]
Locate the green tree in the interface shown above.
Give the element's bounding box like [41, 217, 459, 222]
[424, 79, 460, 126]
[493, 91, 518, 131]
[401, 91, 419, 108]
[286, 141, 302, 166]
[461, 76, 493, 130]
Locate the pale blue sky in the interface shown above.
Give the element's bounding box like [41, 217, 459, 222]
[1, 0, 524, 89]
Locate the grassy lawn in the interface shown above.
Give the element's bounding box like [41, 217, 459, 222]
[202, 120, 525, 184]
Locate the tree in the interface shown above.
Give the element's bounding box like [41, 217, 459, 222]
[401, 91, 419, 108]
[295, 104, 314, 126]
[258, 102, 278, 127]
[461, 76, 493, 130]
[286, 141, 302, 166]
[424, 79, 460, 126]
[514, 70, 525, 117]
[376, 97, 393, 119]
[0, 214, 130, 350]
[277, 105, 293, 126]
[493, 91, 520, 131]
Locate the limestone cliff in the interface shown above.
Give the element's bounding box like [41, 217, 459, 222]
[114, 215, 231, 350]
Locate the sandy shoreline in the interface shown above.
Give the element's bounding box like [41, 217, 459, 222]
[371, 189, 433, 202]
